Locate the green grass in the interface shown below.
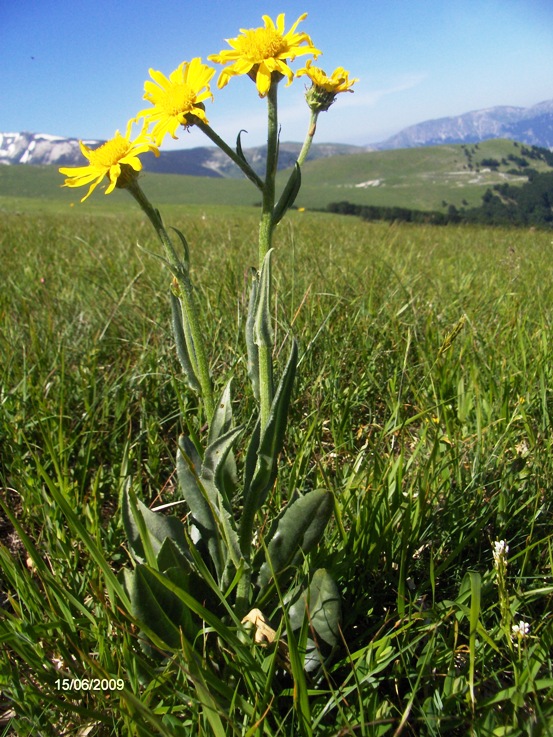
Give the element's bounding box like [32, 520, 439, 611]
[1, 205, 553, 735]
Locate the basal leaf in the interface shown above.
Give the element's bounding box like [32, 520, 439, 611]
[257, 489, 333, 590]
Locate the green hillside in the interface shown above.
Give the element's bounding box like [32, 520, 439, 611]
[1, 140, 551, 214]
[293, 139, 553, 210]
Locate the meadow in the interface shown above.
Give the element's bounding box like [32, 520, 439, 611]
[1, 202, 553, 735]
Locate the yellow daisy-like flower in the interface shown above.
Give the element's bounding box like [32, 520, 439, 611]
[297, 60, 358, 112]
[135, 58, 215, 146]
[59, 122, 158, 202]
[297, 60, 357, 94]
[208, 13, 320, 97]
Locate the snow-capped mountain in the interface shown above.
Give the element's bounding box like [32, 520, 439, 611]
[374, 99, 553, 150]
[0, 131, 361, 177]
[0, 132, 102, 166]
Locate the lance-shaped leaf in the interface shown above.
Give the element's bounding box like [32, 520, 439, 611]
[241, 338, 298, 532]
[273, 163, 301, 225]
[156, 538, 216, 608]
[179, 434, 202, 476]
[236, 129, 248, 165]
[156, 536, 191, 573]
[124, 564, 197, 649]
[178, 437, 243, 579]
[245, 268, 260, 401]
[289, 568, 341, 647]
[207, 380, 233, 445]
[170, 291, 201, 393]
[122, 486, 188, 565]
[254, 250, 273, 349]
[169, 226, 191, 272]
[205, 381, 240, 502]
[177, 439, 224, 576]
[257, 489, 333, 590]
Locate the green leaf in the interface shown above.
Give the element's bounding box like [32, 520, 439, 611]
[257, 489, 333, 590]
[178, 434, 202, 474]
[170, 292, 201, 393]
[242, 338, 298, 517]
[273, 163, 302, 225]
[178, 436, 244, 578]
[204, 381, 241, 502]
[207, 380, 233, 445]
[254, 250, 273, 348]
[126, 564, 197, 649]
[236, 129, 249, 164]
[122, 486, 188, 565]
[156, 537, 191, 573]
[207, 379, 232, 446]
[199, 476, 243, 571]
[289, 569, 341, 647]
[245, 268, 260, 401]
[177, 438, 223, 576]
[169, 226, 191, 270]
[202, 425, 243, 506]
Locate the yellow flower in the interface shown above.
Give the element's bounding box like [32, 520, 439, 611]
[208, 13, 320, 97]
[297, 60, 358, 111]
[297, 60, 357, 94]
[59, 122, 158, 202]
[135, 58, 215, 145]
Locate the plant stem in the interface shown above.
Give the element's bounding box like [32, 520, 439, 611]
[126, 178, 215, 422]
[257, 79, 280, 430]
[235, 81, 282, 612]
[297, 110, 320, 167]
[192, 118, 264, 191]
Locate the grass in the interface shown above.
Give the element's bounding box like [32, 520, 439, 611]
[1, 201, 553, 735]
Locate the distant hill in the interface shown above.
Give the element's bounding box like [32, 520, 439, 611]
[374, 99, 553, 150]
[294, 139, 553, 211]
[0, 132, 362, 177]
[2, 139, 552, 215]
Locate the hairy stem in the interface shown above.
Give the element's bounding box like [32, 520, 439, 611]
[297, 110, 320, 167]
[256, 80, 280, 432]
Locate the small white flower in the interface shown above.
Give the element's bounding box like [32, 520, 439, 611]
[511, 620, 530, 640]
[493, 540, 509, 568]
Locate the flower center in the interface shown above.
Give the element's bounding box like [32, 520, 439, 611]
[159, 84, 197, 116]
[89, 134, 130, 168]
[235, 27, 287, 63]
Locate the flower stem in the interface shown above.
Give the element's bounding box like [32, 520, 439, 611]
[126, 178, 215, 422]
[257, 79, 280, 430]
[297, 110, 319, 167]
[192, 118, 264, 191]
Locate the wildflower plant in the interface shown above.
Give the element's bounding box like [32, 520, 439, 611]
[492, 539, 512, 637]
[60, 13, 356, 675]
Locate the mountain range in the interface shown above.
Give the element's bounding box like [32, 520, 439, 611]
[1, 99, 552, 176]
[374, 99, 553, 150]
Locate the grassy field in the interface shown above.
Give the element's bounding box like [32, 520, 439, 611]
[1, 202, 553, 735]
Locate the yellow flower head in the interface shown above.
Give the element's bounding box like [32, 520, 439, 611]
[59, 122, 158, 202]
[297, 60, 358, 112]
[135, 58, 215, 145]
[208, 13, 321, 97]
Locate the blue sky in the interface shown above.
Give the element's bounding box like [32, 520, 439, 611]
[2, 0, 552, 149]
